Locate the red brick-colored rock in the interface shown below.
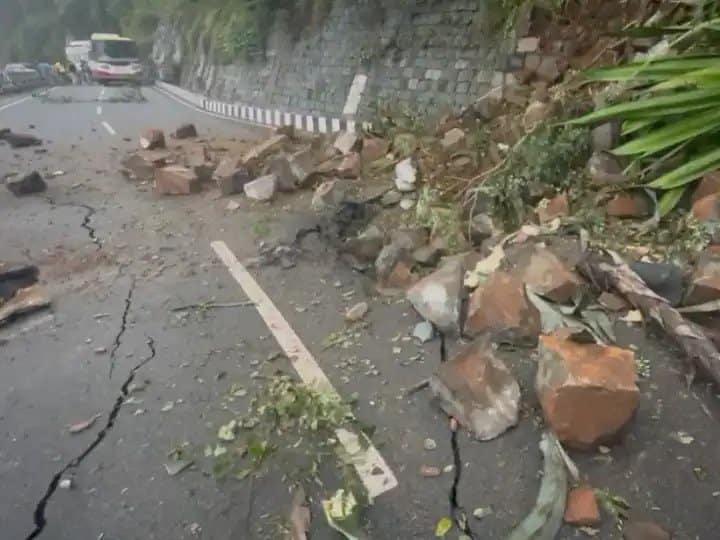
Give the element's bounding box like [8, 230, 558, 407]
[536, 334, 640, 449]
[385, 260, 416, 290]
[464, 271, 541, 344]
[564, 486, 601, 526]
[684, 250, 720, 305]
[537, 192, 569, 223]
[606, 192, 652, 218]
[517, 246, 583, 304]
[691, 193, 720, 221]
[361, 136, 390, 163]
[139, 128, 165, 150]
[691, 170, 720, 204]
[336, 152, 361, 178]
[154, 166, 201, 195]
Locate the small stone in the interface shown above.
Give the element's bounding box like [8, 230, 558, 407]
[226, 200, 241, 211]
[94, 347, 107, 354]
[311, 179, 344, 212]
[564, 486, 601, 526]
[361, 136, 390, 163]
[592, 122, 620, 152]
[468, 213, 497, 245]
[215, 164, 253, 196]
[241, 134, 287, 166]
[244, 174, 277, 201]
[154, 166, 201, 195]
[623, 520, 671, 540]
[685, 250, 720, 305]
[588, 151, 627, 186]
[423, 438, 437, 451]
[691, 170, 720, 204]
[269, 155, 299, 192]
[395, 158, 418, 192]
[334, 131, 360, 155]
[399, 197, 415, 210]
[59, 478, 73, 490]
[336, 152, 361, 178]
[523, 100, 552, 131]
[5, 171, 47, 196]
[517, 36, 540, 53]
[536, 192, 569, 223]
[419, 465, 441, 477]
[606, 192, 652, 218]
[174, 123, 197, 139]
[345, 301, 369, 322]
[441, 128, 466, 152]
[691, 193, 720, 221]
[139, 128, 165, 150]
[472, 507, 492, 520]
[406, 259, 464, 334]
[413, 245, 442, 266]
[342, 225, 385, 263]
[536, 334, 640, 449]
[412, 321, 434, 343]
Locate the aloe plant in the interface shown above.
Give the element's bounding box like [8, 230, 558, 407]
[571, 15, 720, 216]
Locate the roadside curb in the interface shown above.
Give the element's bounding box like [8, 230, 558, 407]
[155, 81, 357, 134]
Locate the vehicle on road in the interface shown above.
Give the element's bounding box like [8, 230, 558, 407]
[1, 63, 44, 93]
[65, 40, 91, 70]
[88, 33, 143, 85]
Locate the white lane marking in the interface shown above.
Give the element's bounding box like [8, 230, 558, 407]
[101, 121, 116, 136]
[211, 240, 399, 499]
[99, 87, 106, 101]
[96, 105, 102, 115]
[0, 95, 32, 112]
[152, 86, 262, 129]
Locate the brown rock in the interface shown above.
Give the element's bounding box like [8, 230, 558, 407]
[342, 225, 385, 263]
[154, 166, 201, 195]
[606, 192, 652, 218]
[535, 56, 562, 83]
[336, 152, 361, 178]
[361, 137, 390, 163]
[334, 131, 361, 155]
[241, 134, 288, 166]
[174, 123, 197, 139]
[430, 340, 520, 440]
[269, 155, 299, 192]
[441, 128, 466, 152]
[564, 486, 600, 526]
[121, 153, 155, 181]
[184, 144, 214, 181]
[691, 170, 720, 204]
[691, 193, 720, 221]
[385, 260, 416, 290]
[536, 334, 640, 449]
[598, 291, 629, 312]
[523, 100, 552, 131]
[289, 148, 319, 187]
[536, 192, 569, 223]
[517, 245, 583, 303]
[623, 520, 671, 540]
[140, 129, 165, 150]
[684, 250, 720, 305]
[419, 465, 442, 478]
[464, 271, 541, 344]
[311, 179, 344, 212]
[592, 122, 620, 152]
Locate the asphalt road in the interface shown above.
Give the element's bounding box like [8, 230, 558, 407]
[1, 85, 718, 540]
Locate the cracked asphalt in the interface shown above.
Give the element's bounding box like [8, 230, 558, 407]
[1, 85, 719, 540]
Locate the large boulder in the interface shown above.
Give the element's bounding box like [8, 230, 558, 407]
[154, 166, 201, 195]
[431, 340, 520, 440]
[406, 258, 464, 334]
[536, 334, 640, 450]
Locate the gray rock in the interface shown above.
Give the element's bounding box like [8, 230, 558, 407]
[629, 261, 684, 306]
[391, 228, 428, 251]
[400, 197, 415, 210]
[469, 213, 497, 245]
[269, 155, 298, 192]
[244, 174, 277, 201]
[6, 171, 47, 196]
[413, 321, 435, 343]
[406, 258, 464, 334]
[334, 131, 360, 155]
[375, 243, 407, 281]
[311, 179, 344, 212]
[413, 245, 442, 266]
[381, 190, 403, 207]
[588, 151, 627, 186]
[343, 225, 385, 263]
[592, 122, 620, 152]
[395, 158, 417, 192]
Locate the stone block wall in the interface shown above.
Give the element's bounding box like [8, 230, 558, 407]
[154, 0, 516, 122]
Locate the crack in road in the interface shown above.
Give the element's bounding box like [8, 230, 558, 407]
[108, 279, 135, 379]
[25, 337, 157, 540]
[44, 199, 102, 250]
[439, 331, 476, 539]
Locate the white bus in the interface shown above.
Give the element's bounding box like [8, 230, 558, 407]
[88, 33, 142, 85]
[64, 40, 91, 70]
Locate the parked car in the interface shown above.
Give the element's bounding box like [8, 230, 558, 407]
[2, 63, 44, 91]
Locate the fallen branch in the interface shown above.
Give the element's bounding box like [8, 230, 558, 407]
[171, 301, 254, 312]
[578, 252, 720, 389]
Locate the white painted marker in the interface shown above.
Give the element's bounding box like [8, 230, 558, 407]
[210, 240, 399, 499]
[96, 106, 102, 115]
[0, 95, 32, 112]
[101, 121, 116, 136]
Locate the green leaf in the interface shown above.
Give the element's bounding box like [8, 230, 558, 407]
[622, 118, 658, 135]
[569, 88, 720, 124]
[648, 147, 720, 189]
[613, 108, 720, 156]
[651, 66, 720, 91]
[657, 188, 687, 217]
[584, 56, 720, 82]
[434, 517, 453, 537]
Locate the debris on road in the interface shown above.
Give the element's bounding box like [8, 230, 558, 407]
[1, 131, 42, 148]
[58, 478, 73, 490]
[289, 486, 311, 540]
[139, 128, 166, 150]
[244, 174, 277, 201]
[0, 285, 51, 328]
[622, 520, 671, 540]
[322, 489, 362, 540]
[67, 413, 103, 434]
[0, 263, 39, 301]
[406, 258, 464, 334]
[431, 340, 520, 440]
[5, 171, 47, 196]
[420, 465, 442, 477]
[164, 459, 193, 477]
[564, 486, 601, 527]
[413, 320, 434, 343]
[345, 301, 368, 322]
[154, 166, 201, 195]
[174, 123, 198, 139]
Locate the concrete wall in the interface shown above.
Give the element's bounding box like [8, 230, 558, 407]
[153, 0, 513, 122]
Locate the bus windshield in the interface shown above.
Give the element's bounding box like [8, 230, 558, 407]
[93, 39, 138, 60]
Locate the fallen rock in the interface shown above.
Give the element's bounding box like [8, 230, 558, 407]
[413, 245, 442, 266]
[464, 271, 541, 343]
[361, 137, 390, 163]
[0, 285, 50, 327]
[517, 36, 540, 53]
[430, 340, 520, 440]
[311, 179, 344, 212]
[535, 56, 562, 83]
[419, 465, 441, 478]
[598, 291, 629, 312]
[269, 155, 299, 192]
[376, 243, 411, 282]
[336, 152, 361, 179]
[155, 166, 201, 195]
[345, 302, 369, 322]
[588, 151, 627, 186]
[391, 228, 428, 251]
[381, 190, 403, 207]
[225, 200, 241, 211]
[334, 131, 361, 155]
[406, 258, 464, 334]
[395, 158, 418, 192]
[691, 193, 720, 221]
[5, 171, 47, 196]
[691, 170, 720, 204]
[140, 128, 165, 150]
[0, 263, 39, 301]
[413, 321, 434, 343]
[400, 197, 415, 210]
[629, 261, 684, 306]
[516, 246, 583, 303]
[393, 133, 418, 158]
[441, 128, 466, 152]
[684, 250, 720, 305]
[468, 213, 497, 246]
[244, 174, 277, 202]
[342, 225, 385, 263]
[606, 192, 652, 218]
[288, 148, 318, 187]
[216, 167, 252, 196]
[523, 100, 553, 131]
[384, 259, 416, 290]
[242, 134, 288, 166]
[564, 486, 600, 526]
[185, 144, 214, 181]
[121, 154, 155, 181]
[592, 122, 620, 152]
[4, 132, 42, 148]
[536, 192, 569, 223]
[536, 334, 640, 449]
[174, 123, 197, 139]
[623, 520, 671, 540]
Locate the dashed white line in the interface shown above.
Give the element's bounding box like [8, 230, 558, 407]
[210, 240, 399, 499]
[101, 121, 116, 136]
[96, 105, 102, 115]
[0, 95, 32, 112]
